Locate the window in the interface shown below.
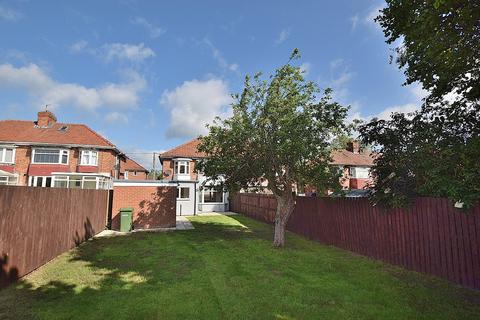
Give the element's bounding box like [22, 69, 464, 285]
[203, 186, 223, 203]
[174, 161, 190, 175]
[0, 175, 18, 185]
[32, 148, 69, 164]
[133, 171, 137, 176]
[0, 147, 15, 163]
[29, 176, 52, 187]
[124, 171, 129, 180]
[177, 187, 190, 199]
[80, 150, 98, 166]
[53, 175, 110, 189]
[349, 166, 370, 179]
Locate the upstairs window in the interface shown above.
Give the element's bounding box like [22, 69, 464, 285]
[80, 150, 98, 166]
[0, 147, 14, 164]
[349, 166, 370, 179]
[174, 161, 190, 175]
[32, 148, 69, 164]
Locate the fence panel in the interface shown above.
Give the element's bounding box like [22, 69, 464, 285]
[0, 186, 108, 288]
[231, 193, 480, 290]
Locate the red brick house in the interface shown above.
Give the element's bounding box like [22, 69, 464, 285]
[159, 139, 229, 216]
[0, 111, 147, 189]
[331, 141, 374, 190]
[123, 157, 149, 180]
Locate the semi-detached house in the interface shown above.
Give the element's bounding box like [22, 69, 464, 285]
[0, 111, 147, 189]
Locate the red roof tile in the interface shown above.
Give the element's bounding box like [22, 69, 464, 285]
[159, 138, 206, 159]
[331, 150, 375, 166]
[160, 138, 375, 167]
[0, 120, 115, 148]
[123, 157, 148, 172]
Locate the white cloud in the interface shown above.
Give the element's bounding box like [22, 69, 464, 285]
[160, 78, 232, 138]
[374, 103, 418, 120]
[70, 40, 89, 53]
[131, 17, 165, 38]
[0, 4, 22, 21]
[350, 14, 359, 31]
[364, 5, 385, 28]
[105, 111, 129, 124]
[300, 62, 311, 76]
[330, 58, 344, 70]
[203, 38, 239, 73]
[103, 43, 155, 62]
[275, 28, 291, 44]
[0, 63, 146, 111]
[70, 41, 155, 63]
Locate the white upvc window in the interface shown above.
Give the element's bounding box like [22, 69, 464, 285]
[124, 171, 129, 180]
[0, 175, 18, 185]
[80, 150, 98, 166]
[0, 147, 15, 164]
[174, 160, 190, 175]
[349, 166, 370, 179]
[32, 148, 69, 164]
[177, 186, 190, 200]
[52, 175, 111, 190]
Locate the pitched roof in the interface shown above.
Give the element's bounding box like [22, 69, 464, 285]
[160, 138, 375, 167]
[123, 157, 148, 172]
[331, 149, 375, 166]
[159, 138, 206, 159]
[0, 120, 116, 148]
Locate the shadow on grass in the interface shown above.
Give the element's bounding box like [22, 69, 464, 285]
[0, 214, 479, 320]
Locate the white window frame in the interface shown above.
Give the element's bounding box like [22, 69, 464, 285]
[202, 186, 224, 204]
[349, 166, 370, 179]
[32, 148, 70, 165]
[174, 160, 190, 175]
[80, 149, 98, 166]
[29, 176, 54, 188]
[0, 175, 18, 185]
[177, 186, 190, 200]
[124, 171, 129, 180]
[0, 146, 15, 164]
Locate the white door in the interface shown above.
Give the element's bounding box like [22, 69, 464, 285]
[176, 184, 195, 216]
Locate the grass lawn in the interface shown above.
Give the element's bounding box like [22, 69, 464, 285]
[0, 215, 479, 320]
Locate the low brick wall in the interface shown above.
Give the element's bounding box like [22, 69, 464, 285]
[112, 182, 176, 230]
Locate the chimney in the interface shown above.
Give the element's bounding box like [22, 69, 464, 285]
[37, 111, 57, 127]
[346, 140, 360, 154]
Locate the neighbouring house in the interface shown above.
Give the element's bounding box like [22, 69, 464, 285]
[331, 141, 374, 190]
[159, 139, 229, 216]
[0, 111, 146, 189]
[122, 157, 149, 180]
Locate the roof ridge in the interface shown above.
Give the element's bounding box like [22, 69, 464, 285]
[160, 137, 200, 156]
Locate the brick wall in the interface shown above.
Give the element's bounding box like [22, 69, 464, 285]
[125, 171, 148, 180]
[111, 185, 176, 230]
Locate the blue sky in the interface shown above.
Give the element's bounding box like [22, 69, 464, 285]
[0, 0, 425, 168]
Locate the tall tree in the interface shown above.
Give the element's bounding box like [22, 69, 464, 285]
[360, 0, 480, 208]
[197, 50, 349, 247]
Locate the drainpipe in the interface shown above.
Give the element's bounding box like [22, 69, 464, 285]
[193, 181, 197, 215]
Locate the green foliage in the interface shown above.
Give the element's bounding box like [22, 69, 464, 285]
[361, 1, 480, 208]
[377, 0, 480, 102]
[196, 50, 349, 196]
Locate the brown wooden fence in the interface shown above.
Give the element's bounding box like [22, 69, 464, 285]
[230, 193, 480, 290]
[0, 186, 109, 288]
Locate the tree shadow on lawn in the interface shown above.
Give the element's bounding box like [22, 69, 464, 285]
[0, 215, 479, 320]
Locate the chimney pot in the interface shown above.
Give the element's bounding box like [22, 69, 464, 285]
[37, 111, 57, 127]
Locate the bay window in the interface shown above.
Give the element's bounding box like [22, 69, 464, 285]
[32, 148, 69, 164]
[0, 147, 15, 163]
[174, 160, 190, 175]
[80, 150, 98, 166]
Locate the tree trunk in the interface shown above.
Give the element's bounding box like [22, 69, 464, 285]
[272, 193, 295, 248]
